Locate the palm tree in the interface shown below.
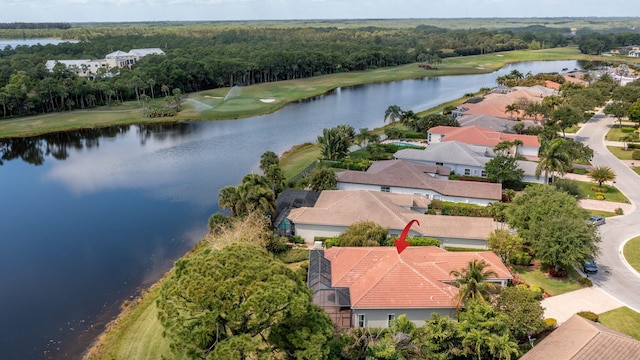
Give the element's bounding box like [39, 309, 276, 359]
[384, 105, 403, 127]
[535, 138, 571, 184]
[449, 259, 498, 308]
[317, 127, 349, 161]
[462, 328, 490, 360]
[512, 139, 523, 156]
[218, 185, 240, 216]
[588, 165, 616, 188]
[259, 150, 279, 172]
[504, 103, 519, 120]
[487, 333, 519, 360]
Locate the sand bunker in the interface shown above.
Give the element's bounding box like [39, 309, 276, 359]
[476, 66, 485, 69]
[204, 95, 223, 99]
[260, 98, 276, 103]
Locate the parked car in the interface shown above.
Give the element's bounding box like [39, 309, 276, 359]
[587, 216, 605, 226]
[583, 257, 598, 274]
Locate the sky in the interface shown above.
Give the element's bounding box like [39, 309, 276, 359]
[1, 0, 639, 23]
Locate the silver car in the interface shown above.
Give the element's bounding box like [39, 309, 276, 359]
[588, 216, 605, 226]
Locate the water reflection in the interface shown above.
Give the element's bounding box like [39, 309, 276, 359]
[0, 122, 197, 166]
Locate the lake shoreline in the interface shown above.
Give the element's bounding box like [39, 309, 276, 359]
[0, 47, 603, 139]
[76, 52, 599, 358]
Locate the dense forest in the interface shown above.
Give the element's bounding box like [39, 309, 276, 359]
[0, 22, 637, 119]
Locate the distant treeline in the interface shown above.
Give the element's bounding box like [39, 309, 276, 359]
[0, 24, 619, 120]
[0, 23, 71, 30]
[576, 32, 640, 55]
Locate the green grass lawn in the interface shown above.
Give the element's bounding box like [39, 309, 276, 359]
[599, 307, 640, 340]
[86, 286, 179, 360]
[587, 209, 617, 218]
[623, 236, 640, 274]
[605, 125, 638, 142]
[514, 266, 583, 296]
[574, 180, 629, 203]
[607, 146, 636, 160]
[280, 142, 321, 179]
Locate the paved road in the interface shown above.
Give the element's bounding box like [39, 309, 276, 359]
[575, 112, 640, 311]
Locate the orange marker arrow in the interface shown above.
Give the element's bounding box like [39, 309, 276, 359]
[394, 219, 419, 254]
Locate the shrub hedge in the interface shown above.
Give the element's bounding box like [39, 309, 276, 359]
[440, 202, 492, 217]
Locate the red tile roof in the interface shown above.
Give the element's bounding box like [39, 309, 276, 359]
[428, 125, 540, 148]
[324, 247, 511, 309]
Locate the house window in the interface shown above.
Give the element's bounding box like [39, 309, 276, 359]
[381, 186, 390, 192]
[481, 170, 487, 177]
[358, 314, 367, 328]
[464, 169, 470, 175]
[387, 314, 396, 327]
[473, 169, 478, 176]
[436, 162, 443, 166]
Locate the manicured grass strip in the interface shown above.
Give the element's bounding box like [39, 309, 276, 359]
[85, 285, 176, 360]
[587, 209, 617, 218]
[623, 236, 640, 275]
[605, 125, 638, 142]
[599, 306, 640, 340]
[574, 180, 629, 203]
[280, 142, 321, 179]
[607, 145, 637, 160]
[514, 266, 583, 296]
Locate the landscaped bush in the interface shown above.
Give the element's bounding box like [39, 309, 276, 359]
[615, 207, 624, 215]
[324, 238, 340, 248]
[544, 318, 557, 330]
[440, 202, 492, 217]
[323, 159, 371, 171]
[579, 277, 593, 287]
[547, 266, 568, 278]
[143, 106, 177, 118]
[383, 236, 441, 247]
[591, 186, 608, 193]
[429, 199, 443, 210]
[509, 251, 532, 266]
[595, 192, 605, 200]
[266, 236, 289, 254]
[577, 311, 599, 322]
[571, 167, 588, 175]
[621, 127, 635, 133]
[633, 150, 640, 160]
[554, 178, 585, 199]
[276, 248, 310, 264]
[528, 285, 544, 300]
[290, 235, 305, 244]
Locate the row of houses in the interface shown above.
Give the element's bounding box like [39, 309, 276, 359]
[296, 84, 553, 331]
[45, 48, 165, 77]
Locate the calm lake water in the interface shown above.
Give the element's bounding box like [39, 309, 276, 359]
[0, 60, 580, 359]
[0, 38, 78, 49]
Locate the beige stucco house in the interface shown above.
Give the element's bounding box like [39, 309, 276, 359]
[336, 159, 502, 205]
[287, 190, 497, 249]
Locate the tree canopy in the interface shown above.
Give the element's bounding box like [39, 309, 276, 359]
[485, 155, 524, 185]
[338, 220, 388, 247]
[157, 243, 334, 359]
[506, 185, 599, 271]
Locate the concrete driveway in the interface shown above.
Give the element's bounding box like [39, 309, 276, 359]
[541, 287, 624, 323]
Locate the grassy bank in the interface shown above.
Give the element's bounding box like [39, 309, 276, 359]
[623, 236, 640, 275]
[599, 307, 640, 340]
[0, 47, 598, 138]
